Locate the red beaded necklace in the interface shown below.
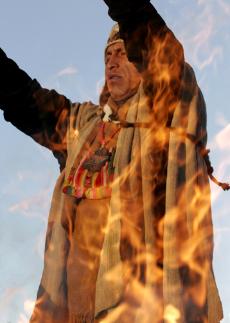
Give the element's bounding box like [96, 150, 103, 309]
[82, 122, 120, 172]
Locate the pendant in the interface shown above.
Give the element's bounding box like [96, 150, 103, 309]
[95, 146, 110, 157]
[82, 146, 112, 172]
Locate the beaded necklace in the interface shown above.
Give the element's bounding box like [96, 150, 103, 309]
[82, 122, 120, 173]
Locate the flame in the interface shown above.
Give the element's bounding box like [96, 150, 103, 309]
[6, 4, 225, 322]
[17, 299, 36, 323]
[24, 299, 36, 314]
[164, 305, 181, 323]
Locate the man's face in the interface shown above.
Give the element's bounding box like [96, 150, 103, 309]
[105, 42, 141, 102]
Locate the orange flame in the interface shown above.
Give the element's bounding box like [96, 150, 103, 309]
[26, 10, 223, 323]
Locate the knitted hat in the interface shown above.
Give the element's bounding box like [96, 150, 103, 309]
[105, 23, 124, 53]
[100, 24, 125, 106]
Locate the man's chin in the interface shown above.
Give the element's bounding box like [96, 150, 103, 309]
[108, 87, 126, 102]
[110, 84, 140, 102]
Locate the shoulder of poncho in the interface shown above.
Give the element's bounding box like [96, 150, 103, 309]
[70, 101, 101, 131]
[171, 62, 207, 141]
[184, 63, 207, 134]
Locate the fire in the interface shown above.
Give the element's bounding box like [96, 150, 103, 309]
[17, 299, 36, 323]
[164, 305, 181, 323]
[3, 3, 226, 322]
[30, 29, 222, 323]
[24, 299, 36, 314]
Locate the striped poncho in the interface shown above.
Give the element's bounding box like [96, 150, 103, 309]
[30, 65, 222, 323]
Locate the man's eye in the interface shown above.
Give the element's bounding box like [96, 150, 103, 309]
[105, 55, 111, 64]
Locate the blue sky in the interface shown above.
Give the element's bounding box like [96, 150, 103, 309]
[0, 0, 230, 322]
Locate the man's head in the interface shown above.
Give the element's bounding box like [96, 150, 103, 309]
[104, 24, 141, 103]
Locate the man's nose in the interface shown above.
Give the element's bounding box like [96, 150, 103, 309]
[107, 54, 119, 70]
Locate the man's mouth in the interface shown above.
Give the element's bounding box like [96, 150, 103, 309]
[108, 74, 122, 81]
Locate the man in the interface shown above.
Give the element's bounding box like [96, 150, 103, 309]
[0, 0, 223, 322]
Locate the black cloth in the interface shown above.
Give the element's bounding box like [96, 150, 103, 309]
[0, 48, 70, 170]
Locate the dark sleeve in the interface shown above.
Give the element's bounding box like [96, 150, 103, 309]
[104, 0, 185, 123]
[0, 48, 70, 170]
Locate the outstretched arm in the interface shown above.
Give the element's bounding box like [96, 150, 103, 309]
[0, 48, 71, 170]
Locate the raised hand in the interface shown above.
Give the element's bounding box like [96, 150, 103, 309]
[103, 0, 151, 21]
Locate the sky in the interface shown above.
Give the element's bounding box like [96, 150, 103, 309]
[0, 0, 230, 322]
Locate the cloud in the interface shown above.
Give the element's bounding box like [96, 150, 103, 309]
[57, 66, 78, 77]
[18, 314, 28, 323]
[8, 188, 52, 219]
[215, 113, 229, 128]
[218, 0, 230, 16]
[215, 124, 230, 150]
[0, 288, 19, 312]
[190, 6, 222, 70]
[177, 0, 229, 71]
[208, 124, 230, 202]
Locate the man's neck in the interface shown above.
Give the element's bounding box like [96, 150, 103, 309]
[112, 86, 140, 108]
